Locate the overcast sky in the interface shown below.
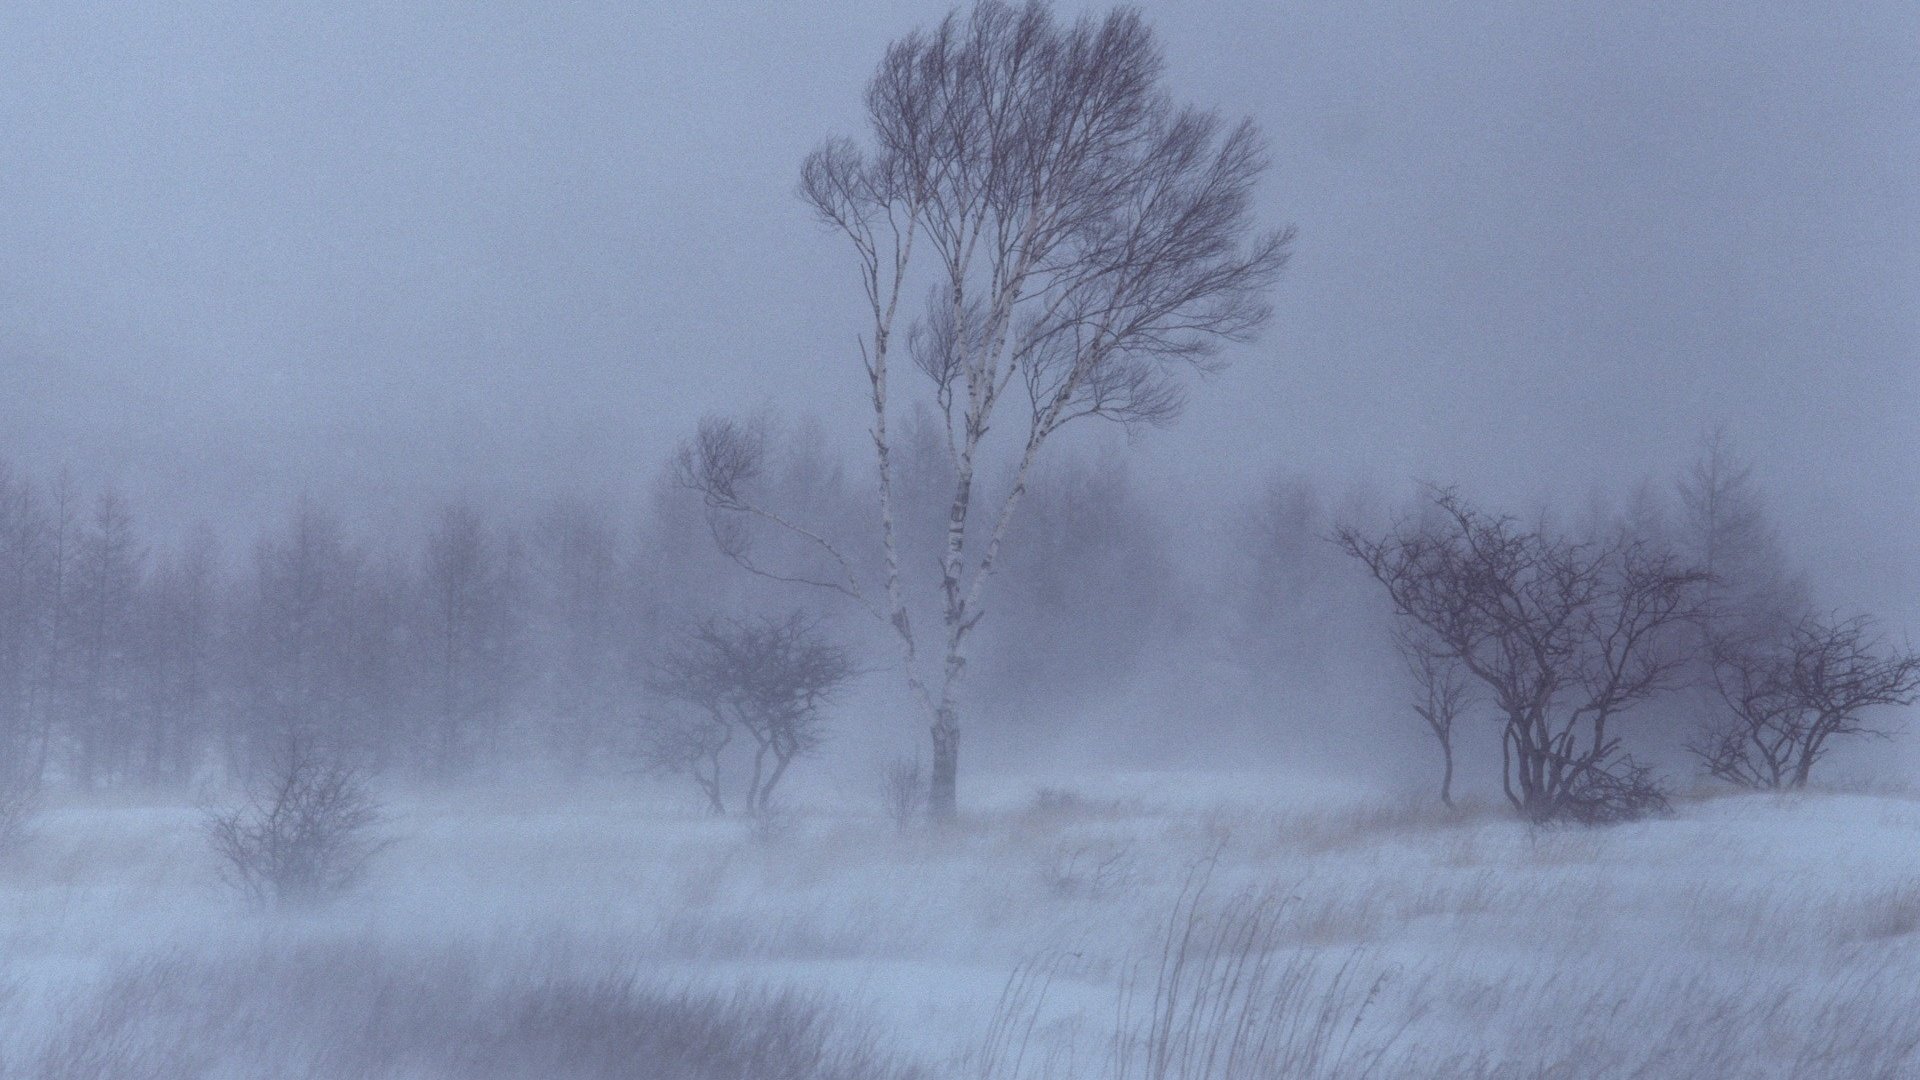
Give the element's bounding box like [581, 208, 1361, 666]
[0, 0, 1914, 611]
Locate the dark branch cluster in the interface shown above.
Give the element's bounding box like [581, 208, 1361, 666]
[203, 739, 390, 907]
[1340, 487, 1708, 823]
[645, 613, 855, 816]
[1691, 613, 1920, 789]
[674, 417, 881, 617]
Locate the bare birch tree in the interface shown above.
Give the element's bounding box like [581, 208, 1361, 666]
[681, 0, 1289, 820]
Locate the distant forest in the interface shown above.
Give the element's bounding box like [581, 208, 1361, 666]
[0, 416, 1834, 808]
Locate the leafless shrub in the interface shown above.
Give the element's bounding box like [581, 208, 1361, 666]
[647, 612, 855, 816]
[879, 756, 927, 831]
[1553, 756, 1671, 825]
[203, 739, 391, 907]
[1691, 613, 1920, 790]
[1341, 486, 1707, 824]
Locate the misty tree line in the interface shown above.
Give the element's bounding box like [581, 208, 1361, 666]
[0, 423, 1904, 815]
[0, 430, 1185, 794]
[0, 467, 537, 789]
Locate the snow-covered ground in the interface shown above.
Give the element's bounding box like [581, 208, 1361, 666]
[2, 775, 1918, 1078]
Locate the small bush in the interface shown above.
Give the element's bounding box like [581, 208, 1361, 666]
[204, 740, 391, 907]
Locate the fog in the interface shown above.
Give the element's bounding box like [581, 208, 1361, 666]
[2, 2, 1913, 605]
[0, 2, 1916, 1077]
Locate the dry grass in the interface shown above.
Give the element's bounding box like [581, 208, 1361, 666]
[973, 859, 1414, 1080]
[3, 782, 1919, 1079]
[14, 940, 924, 1080]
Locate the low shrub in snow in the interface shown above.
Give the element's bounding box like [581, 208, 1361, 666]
[203, 740, 390, 907]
